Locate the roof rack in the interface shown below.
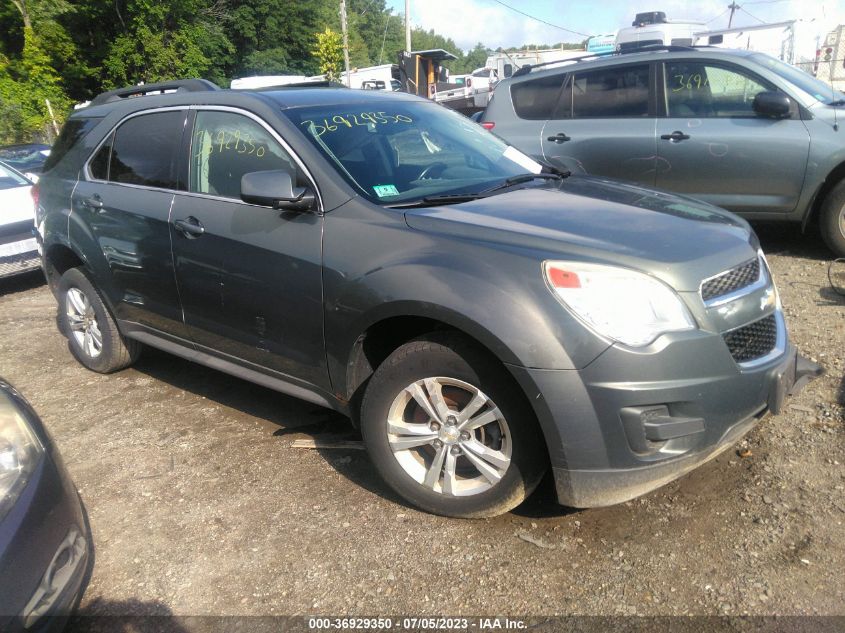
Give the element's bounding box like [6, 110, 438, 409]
[88, 79, 220, 107]
[511, 44, 706, 77]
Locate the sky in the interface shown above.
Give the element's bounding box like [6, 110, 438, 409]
[385, 0, 845, 52]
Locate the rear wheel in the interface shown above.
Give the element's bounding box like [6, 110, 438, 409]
[360, 333, 547, 518]
[58, 268, 141, 373]
[820, 179, 845, 258]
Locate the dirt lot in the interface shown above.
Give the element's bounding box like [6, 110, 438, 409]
[0, 225, 843, 620]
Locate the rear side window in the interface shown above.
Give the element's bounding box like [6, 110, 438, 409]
[511, 74, 565, 120]
[42, 117, 99, 173]
[572, 64, 650, 118]
[109, 111, 186, 189]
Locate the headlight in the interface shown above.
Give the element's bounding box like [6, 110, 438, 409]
[0, 390, 44, 520]
[543, 261, 696, 347]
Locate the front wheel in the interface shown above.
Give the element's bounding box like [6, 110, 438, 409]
[58, 268, 141, 373]
[360, 334, 547, 518]
[820, 180, 845, 258]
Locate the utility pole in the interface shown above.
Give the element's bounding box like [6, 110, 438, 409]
[405, 0, 411, 52]
[728, 2, 740, 28]
[340, 0, 351, 87]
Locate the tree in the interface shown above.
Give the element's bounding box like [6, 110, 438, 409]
[0, 28, 70, 142]
[314, 27, 343, 81]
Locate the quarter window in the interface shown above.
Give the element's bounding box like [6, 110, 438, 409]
[190, 111, 297, 199]
[572, 65, 650, 118]
[665, 62, 775, 118]
[109, 111, 185, 189]
[89, 132, 112, 181]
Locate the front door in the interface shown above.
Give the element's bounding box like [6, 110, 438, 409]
[655, 60, 811, 214]
[169, 109, 328, 389]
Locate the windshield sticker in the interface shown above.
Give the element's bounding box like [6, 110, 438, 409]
[373, 184, 400, 198]
[301, 112, 413, 137]
[502, 146, 542, 174]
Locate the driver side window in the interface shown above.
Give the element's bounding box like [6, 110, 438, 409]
[665, 62, 774, 118]
[190, 111, 298, 199]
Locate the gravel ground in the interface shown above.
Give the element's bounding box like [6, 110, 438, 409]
[0, 224, 843, 620]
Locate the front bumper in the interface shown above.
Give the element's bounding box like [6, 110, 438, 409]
[508, 329, 820, 508]
[0, 450, 92, 632]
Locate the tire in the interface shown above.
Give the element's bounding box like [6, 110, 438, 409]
[820, 179, 845, 258]
[57, 268, 141, 373]
[360, 333, 547, 518]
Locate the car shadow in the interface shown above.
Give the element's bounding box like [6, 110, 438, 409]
[0, 269, 44, 295]
[129, 347, 408, 508]
[751, 221, 832, 260]
[67, 598, 191, 632]
[130, 347, 564, 515]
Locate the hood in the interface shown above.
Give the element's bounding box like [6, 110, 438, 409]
[403, 176, 758, 292]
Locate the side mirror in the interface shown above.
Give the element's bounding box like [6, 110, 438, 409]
[753, 91, 792, 119]
[240, 170, 316, 212]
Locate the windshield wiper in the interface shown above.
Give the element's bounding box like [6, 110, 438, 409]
[480, 171, 565, 195]
[828, 99, 845, 106]
[388, 167, 572, 209]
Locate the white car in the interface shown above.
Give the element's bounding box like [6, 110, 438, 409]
[0, 161, 39, 279]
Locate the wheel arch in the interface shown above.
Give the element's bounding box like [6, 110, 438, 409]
[804, 159, 845, 230]
[43, 241, 85, 296]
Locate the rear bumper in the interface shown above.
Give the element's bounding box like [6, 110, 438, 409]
[508, 331, 820, 508]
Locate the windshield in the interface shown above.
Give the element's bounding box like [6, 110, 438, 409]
[0, 162, 30, 190]
[750, 52, 845, 104]
[283, 100, 541, 204]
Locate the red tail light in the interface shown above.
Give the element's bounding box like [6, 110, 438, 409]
[481, 122, 495, 131]
[30, 183, 39, 210]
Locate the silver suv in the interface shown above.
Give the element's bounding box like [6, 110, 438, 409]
[482, 47, 845, 256]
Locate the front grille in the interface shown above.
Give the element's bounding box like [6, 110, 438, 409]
[723, 314, 778, 363]
[701, 258, 761, 302]
[0, 252, 40, 278]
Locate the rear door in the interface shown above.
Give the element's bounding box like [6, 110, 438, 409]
[71, 109, 188, 337]
[655, 60, 811, 214]
[541, 63, 657, 186]
[169, 108, 328, 389]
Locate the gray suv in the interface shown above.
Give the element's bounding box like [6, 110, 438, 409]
[482, 47, 845, 256]
[36, 80, 817, 518]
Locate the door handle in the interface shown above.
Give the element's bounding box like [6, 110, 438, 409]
[82, 195, 104, 209]
[173, 217, 205, 238]
[660, 130, 691, 141]
[546, 132, 571, 143]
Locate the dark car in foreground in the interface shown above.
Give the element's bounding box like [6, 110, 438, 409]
[35, 80, 817, 517]
[481, 47, 845, 256]
[0, 380, 91, 631]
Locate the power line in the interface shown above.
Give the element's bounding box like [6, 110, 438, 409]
[739, 6, 768, 24]
[484, 0, 590, 38]
[705, 8, 732, 24]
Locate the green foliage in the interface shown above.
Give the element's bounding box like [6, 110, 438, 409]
[314, 27, 343, 82]
[0, 28, 70, 144]
[0, 0, 585, 142]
